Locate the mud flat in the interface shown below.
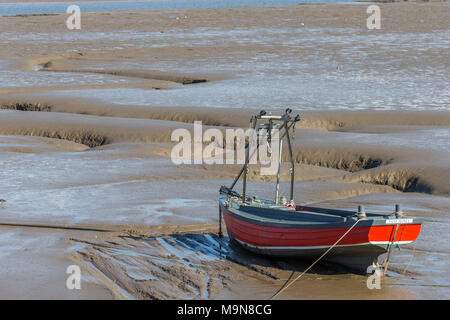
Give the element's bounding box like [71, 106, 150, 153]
[1, 105, 449, 299]
[0, 2, 449, 299]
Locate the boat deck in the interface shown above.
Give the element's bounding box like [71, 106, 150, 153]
[219, 192, 402, 226]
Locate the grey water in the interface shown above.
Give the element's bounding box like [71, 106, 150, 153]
[1, 1, 448, 112]
[0, 0, 354, 17]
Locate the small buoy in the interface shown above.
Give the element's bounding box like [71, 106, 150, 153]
[0, 199, 6, 204]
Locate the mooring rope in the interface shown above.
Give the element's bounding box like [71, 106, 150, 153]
[402, 240, 417, 275]
[270, 218, 361, 300]
[383, 224, 399, 275]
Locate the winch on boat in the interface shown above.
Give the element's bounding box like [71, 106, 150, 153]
[218, 109, 422, 272]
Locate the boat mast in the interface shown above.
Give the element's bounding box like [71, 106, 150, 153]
[242, 115, 258, 202]
[284, 117, 295, 204]
[275, 136, 283, 204]
[229, 111, 266, 191]
[228, 109, 300, 205]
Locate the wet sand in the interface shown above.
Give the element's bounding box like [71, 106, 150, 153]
[0, 3, 449, 299]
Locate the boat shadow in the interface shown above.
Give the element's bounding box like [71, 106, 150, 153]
[168, 232, 359, 276]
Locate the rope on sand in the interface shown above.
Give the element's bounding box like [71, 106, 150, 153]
[270, 218, 361, 300]
[402, 241, 417, 275]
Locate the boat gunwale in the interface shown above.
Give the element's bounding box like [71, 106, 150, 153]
[219, 196, 423, 230]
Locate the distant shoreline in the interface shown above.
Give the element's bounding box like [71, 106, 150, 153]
[0, 0, 446, 5]
[0, 0, 130, 3]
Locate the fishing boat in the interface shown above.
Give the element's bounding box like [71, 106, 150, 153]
[218, 109, 422, 271]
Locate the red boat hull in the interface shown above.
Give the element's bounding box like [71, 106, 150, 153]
[221, 206, 422, 270]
